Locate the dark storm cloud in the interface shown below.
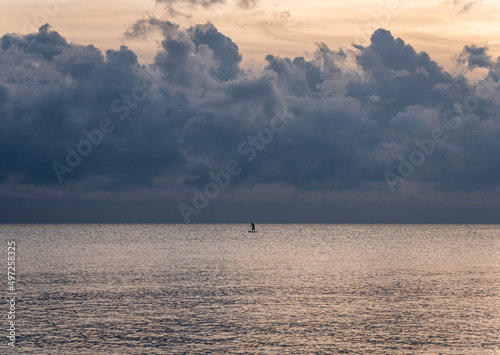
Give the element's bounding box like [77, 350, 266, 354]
[126, 19, 243, 83]
[457, 44, 493, 69]
[1, 23, 68, 60]
[1, 22, 500, 214]
[354, 29, 463, 111]
[189, 24, 242, 81]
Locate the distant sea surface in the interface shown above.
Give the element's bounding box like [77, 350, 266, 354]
[2, 224, 499, 354]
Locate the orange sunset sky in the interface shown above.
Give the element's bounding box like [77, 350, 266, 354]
[2, 0, 500, 69]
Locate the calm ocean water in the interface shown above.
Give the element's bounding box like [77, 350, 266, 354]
[1, 224, 499, 354]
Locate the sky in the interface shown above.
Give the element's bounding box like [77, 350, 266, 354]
[1, 0, 500, 223]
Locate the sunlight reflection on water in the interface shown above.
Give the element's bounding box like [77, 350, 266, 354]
[3, 224, 499, 353]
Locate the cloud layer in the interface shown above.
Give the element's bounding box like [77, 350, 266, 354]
[2, 22, 500, 221]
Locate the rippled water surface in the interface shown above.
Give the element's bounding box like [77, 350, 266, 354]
[2, 224, 499, 354]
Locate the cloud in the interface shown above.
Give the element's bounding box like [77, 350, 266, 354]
[124, 17, 180, 39]
[157, 0, 222, 8]
[1, 23, 68, 60]
[457, 44, 493, 69]
[189, 24, 242, 81]
[1, 22, 500, 221]
[448, 0, 483, 13]
[236, 0, 259, 9]
[155, 0, 259, 9]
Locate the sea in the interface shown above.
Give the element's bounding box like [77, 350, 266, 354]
[1, 224, 499, 354]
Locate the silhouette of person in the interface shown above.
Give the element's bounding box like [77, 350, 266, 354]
[251, 223, 255, 232]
